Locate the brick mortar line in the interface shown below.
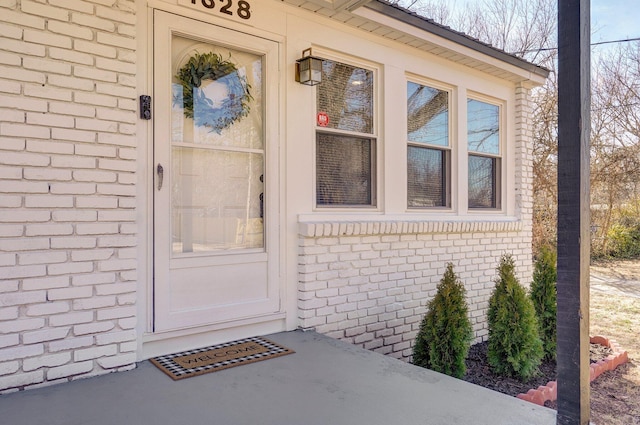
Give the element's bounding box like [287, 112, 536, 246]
[516, 335, 630, 406]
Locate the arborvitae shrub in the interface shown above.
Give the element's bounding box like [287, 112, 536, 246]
[530, 246, 557, 360]
[487, 254, 544, 381]
[413, 263, 473, 378]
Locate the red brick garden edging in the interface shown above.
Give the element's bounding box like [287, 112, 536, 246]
[516, 336, 629, 406]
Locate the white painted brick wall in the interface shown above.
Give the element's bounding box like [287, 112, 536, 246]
[298, 220, 534, 361]
[0, 0, 137, 393]
[298, 85, 535, 361]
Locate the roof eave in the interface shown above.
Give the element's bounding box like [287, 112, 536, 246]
[363, 0, 550, 80]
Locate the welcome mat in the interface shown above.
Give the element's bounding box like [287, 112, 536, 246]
[150, 336, 294, 380]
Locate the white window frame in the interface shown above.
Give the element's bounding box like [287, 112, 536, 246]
[406, 77, 453, 210]
[466, 94, 505, 211]
[313, 52, 380, 210]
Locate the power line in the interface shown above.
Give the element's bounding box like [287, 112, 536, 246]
[592, 37, 640, 47]
[514, 37, 640, 54]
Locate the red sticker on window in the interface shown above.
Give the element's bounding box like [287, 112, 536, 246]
[317, 112, 329, 127]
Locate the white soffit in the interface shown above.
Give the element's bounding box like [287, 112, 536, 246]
[301, 0, 373, 11]
[280, 0, 548, 85]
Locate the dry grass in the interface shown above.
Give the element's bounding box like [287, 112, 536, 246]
[589, 261, 640, 425]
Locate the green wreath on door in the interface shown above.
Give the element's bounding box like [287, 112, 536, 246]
[174, 52, 253, 134]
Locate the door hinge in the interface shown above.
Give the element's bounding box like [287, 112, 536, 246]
[140, 95, 151, 120]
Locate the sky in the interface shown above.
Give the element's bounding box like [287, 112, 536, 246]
[438, 0, 640, 48]
[591, 0, 640, 44]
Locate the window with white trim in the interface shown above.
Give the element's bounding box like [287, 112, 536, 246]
[467, 98, 501, 209]
[407, 81, 450, 208]
[316, 59, 376, 207]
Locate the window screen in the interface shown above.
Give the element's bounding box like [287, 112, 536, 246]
[467, 99, 499, 154]
[468, 99, 501, 209]
[408, 146, 446, 207]
[407, 81, 450, 208]
[468, 155, 497, 208]
[407, 82, 448, 146]
[316, 59, 375, 207]
[317, 61, 373, 134]
[316, 133, 373, 206]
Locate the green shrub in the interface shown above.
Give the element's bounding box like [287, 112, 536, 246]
[530, 246, 557, 360]
[488, 254, 544, 381]
[594, 201, 640, 260]
[413, 263, 473, 378]
[607, 223, 640, 259]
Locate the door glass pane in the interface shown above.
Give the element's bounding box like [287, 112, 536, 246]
[170, 35, 264, 254]
[171, 35, 263, 149]
[172, 148, 264, 253]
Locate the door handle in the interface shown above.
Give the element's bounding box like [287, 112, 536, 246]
[157, 163, 164, 190]
[259, 174, 264, 219]
[259, 193, 264, 219]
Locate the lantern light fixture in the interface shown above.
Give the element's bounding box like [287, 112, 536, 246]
[296, 48, 323, 86]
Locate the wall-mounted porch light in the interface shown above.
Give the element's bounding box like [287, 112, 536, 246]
[295, 48, 323, 86]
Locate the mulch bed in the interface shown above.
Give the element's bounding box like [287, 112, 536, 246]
[462, 341, 613, 402]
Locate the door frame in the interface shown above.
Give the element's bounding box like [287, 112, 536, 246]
[140, 7, 288, 357]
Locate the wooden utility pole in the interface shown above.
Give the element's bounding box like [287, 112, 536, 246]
[556, 0, 591, 424]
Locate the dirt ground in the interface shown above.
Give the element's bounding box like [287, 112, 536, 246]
[589, 260, 640, 424]
[591, 260, 640, 280]
[463, 260, 640, 424]
[463, 342, 613, 399]
[463, 341, 556, 396]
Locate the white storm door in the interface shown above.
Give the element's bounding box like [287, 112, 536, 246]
[153, 11, 280, 332]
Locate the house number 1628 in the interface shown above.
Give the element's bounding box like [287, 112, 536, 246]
[190, 0, 252, 20]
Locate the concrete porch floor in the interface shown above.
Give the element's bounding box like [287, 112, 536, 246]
[0, 331, 556, 425]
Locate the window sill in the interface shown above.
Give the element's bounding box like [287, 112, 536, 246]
[297, 215, 523, 237]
